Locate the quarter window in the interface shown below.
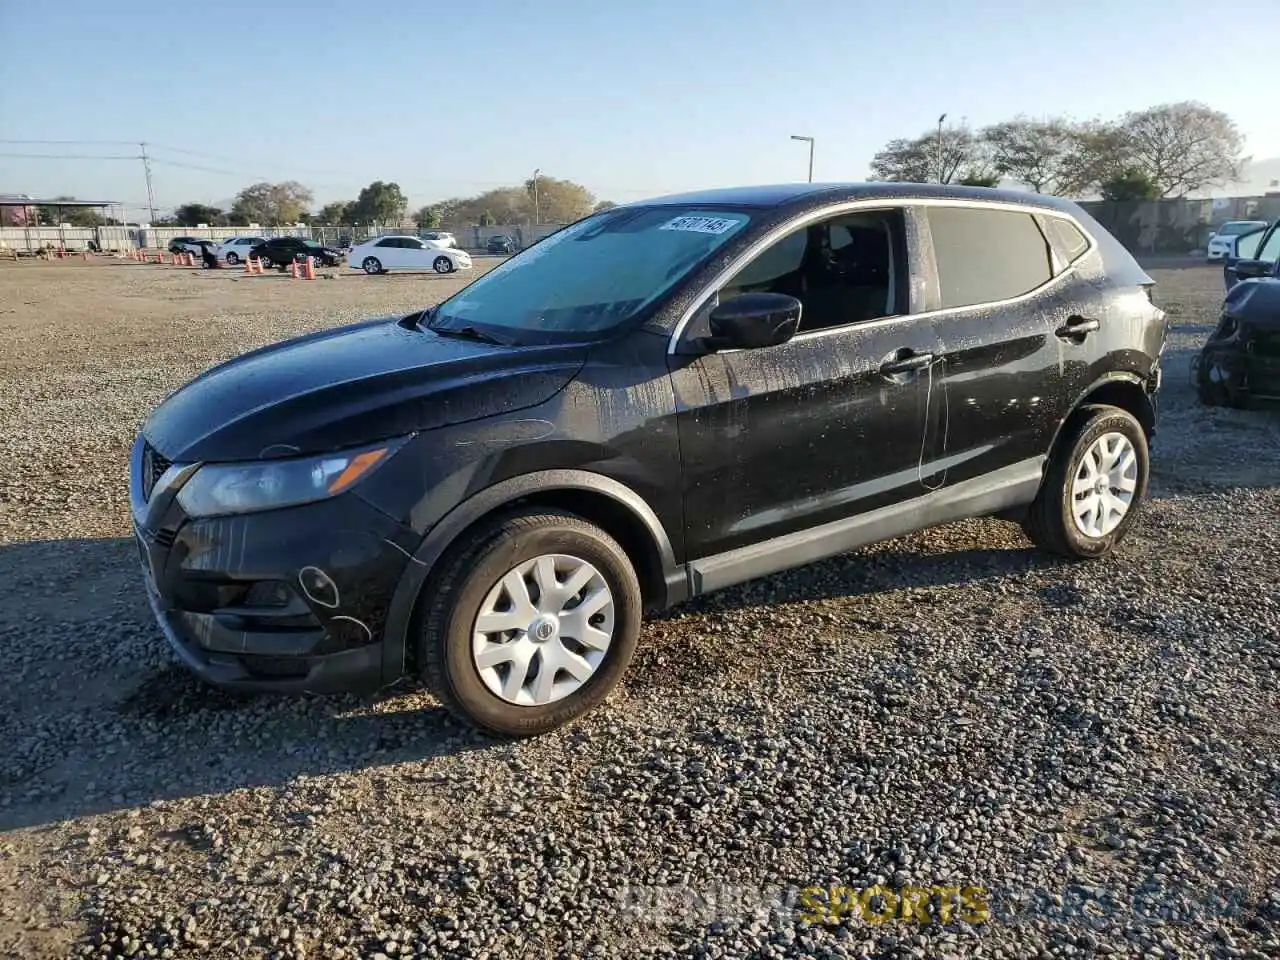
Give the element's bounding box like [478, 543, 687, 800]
[928, 207, 1053, 309]
[1042, 216, 1090, 268]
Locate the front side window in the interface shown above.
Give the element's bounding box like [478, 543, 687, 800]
[1235, 231, 1265, 260]
[929, 207, 1053, 309]
[718, 210, 905, 333]
[431, 207, 752, 341]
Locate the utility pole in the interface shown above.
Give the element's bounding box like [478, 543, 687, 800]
[532, 168, 541, 225]
[140, 142, 156, 224]
[936, 114, 947, 184]
[790, 135, 815, 182]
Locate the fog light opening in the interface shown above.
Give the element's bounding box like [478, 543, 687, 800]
[298, 566, 340, 608]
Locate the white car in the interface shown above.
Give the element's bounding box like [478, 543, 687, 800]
[420, 230, 458, 248]
[348, 236, 472, 274]
[214, 236, 267, 265]
[1206, 221, 1267, 261]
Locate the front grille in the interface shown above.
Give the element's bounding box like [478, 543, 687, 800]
[141, 442, 171, 501]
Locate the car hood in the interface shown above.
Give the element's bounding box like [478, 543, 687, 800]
[143, 316, 587, 462]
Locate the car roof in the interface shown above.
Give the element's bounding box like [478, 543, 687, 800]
[627, 181, 1086, 216]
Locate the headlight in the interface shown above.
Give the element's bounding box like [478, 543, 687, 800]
[176, 437, 408, 517]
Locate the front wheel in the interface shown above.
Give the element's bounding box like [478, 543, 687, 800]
[1022, 404, 1149, 559]
[433, 256, 453, 274]
[362, 257, 382, 275]
[225, 252, 240, 265]
[418, 510, 642, 737]
[258, 256, 273, 269]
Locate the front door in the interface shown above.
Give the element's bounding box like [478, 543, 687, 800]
[669, 207, 943, 560]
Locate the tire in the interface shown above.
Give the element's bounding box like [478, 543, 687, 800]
[258, 256, 273, 269]
[418, 510, 642, 737]
[433, 255, 453, 274]
[225, 252, 240, 265]
[362, 257, 383, 275]
[1022, 404, 1149, 559]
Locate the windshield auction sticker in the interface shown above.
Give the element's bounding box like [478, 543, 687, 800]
[659, 215, 742, 235]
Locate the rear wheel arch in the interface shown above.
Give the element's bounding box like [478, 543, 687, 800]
[1049, 374, 1155, 462]
[381, 470, 682, 680]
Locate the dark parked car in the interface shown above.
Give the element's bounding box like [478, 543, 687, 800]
[131, 183, 1168, 736]
[1223, 220, 1279, 290]
[487, 234, 515, 255]
[248, 236, 342, 269]
[1196, 277, 1280, 407]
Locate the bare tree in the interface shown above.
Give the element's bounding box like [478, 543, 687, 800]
[983, 117, 1081, 194]
[870, 125, 985, 184]
[1117, 102, 1245, 197]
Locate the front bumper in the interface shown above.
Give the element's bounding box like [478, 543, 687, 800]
[130, 437, 417, 693]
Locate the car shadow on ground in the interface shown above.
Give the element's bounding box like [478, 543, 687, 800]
[0, 536, 496, 831]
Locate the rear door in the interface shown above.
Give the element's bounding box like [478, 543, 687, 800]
[919, 203, 1100, 486]
[669, 206, 945, 559]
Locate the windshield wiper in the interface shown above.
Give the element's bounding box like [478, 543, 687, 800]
[431, 324, 510, 346]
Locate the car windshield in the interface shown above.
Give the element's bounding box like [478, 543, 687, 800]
[431, 207, 751, 340]
[1220, 222, 1264, 236]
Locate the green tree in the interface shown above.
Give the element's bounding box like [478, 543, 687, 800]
[414, 205, 442, 229]
[958, 172, 1000, 187]
[982, 117, 1080, 194]
[1100, 168, 1161, 202]
[173, 203, 224, 226]
[230, 181, 314, 224]
[478, 211, 497, 227]
[1117, 102, 1244, 197]
[525, 175, 595, 223]
[315, 201, 352, 224]
[348, 181, 408, 226]
[36, 197, 106, 227]
[593, 200, 619, 213]
[870, 125, 988, 184]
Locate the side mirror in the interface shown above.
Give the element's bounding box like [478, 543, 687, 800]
[705, 293, 802, 350]
[1232, 258, 1273, 280]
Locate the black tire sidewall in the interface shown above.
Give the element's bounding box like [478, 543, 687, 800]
[427, 517, 641, 736]
[1053, 408, 1149, 558]
[226, 252, 239, 264]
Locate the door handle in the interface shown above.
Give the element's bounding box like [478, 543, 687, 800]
[1056, 315, 1100, 340]
[879, 350, 935, 376]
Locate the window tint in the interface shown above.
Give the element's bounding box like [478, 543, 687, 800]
[719, 210, 904, 333]
[1043, 217, 1090, 267]
[1257, 227, 1280, 264]
[375, 238, 395, 247]
[929, 207, 1053, 309]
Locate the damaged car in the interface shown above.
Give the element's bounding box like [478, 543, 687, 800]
[1195, 277, 1280, 407]
[131, 183, 1167, 736]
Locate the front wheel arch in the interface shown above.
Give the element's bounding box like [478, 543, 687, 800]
[380, 470, 683, 681]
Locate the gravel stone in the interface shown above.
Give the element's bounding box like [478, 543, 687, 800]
[0, 258, 1277, 958]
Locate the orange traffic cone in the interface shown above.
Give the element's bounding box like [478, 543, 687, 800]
[303, 256, 316, 280]
[290, 260, 300, 279]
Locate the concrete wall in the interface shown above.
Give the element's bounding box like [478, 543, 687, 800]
[1079, 195, 1280, 255]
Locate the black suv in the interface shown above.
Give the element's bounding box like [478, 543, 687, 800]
[132, 184, 1168, 736]
[248, 236, 342, 268]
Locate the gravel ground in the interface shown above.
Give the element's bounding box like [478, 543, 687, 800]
[0, 258, 1277, 959]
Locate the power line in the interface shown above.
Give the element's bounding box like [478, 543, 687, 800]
[0, 152, 140, 160]
[0, 138, 139, 146]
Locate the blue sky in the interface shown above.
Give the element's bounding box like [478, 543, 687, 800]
[2, 0, 1277, 218]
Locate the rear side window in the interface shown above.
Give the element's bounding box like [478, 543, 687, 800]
[928, 207, 1053, 309]
[1042, 216, 1090, 268]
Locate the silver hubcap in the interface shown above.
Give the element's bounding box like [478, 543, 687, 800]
[472, 554, 614, 706]
[364, 259, 378, 273]
[436, 259, 449, 273]
[1072, 432, 1138, 538]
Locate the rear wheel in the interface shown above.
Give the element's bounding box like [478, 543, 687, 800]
[225, 252, 240, 265]
[433, 255, 453, 274]
[1022, 404, 1148, 559]
[362, 257, 383, 275]
[418, 510, 641, 737]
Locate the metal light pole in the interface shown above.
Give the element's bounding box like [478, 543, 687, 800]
[936, 114, 947, 184]
[790, 135, 815, 182]
[140, 142, 156, 224]
[532, 168, 541, 225]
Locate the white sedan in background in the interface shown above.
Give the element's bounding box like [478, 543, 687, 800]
[1206, 221, 1268, 261]
[348, 236, 472, 274]
[214, 236, 266, 264]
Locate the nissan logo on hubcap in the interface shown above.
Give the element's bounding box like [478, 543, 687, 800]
[533, 620, 556, 641]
